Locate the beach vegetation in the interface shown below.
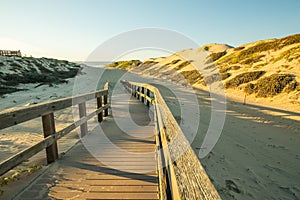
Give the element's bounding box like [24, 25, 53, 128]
[180, 70, 203, 85]
[244, 73, 296, 97]
[174, 61, 191, 70]
[106, 60, 141, 70]
[225, 71, 265, 88]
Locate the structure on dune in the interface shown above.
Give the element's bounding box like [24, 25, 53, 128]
[0, 50, 22, 57]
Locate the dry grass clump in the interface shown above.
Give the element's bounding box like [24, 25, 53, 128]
[180, 70, 203, 85]
[204, 72, 231, 85]
[106, 60, 141, 70]
[240, 55, 265, 65]
[244, 74, 296, 97]
[131, 60, 158, 73]
[210, 51, 227, 62]
[225, 71, 265, 88]
[166, 59, 181, 66]
[219, 34, 300, 65]
[218, 65, 241, 74]
[174, 61, 191, 70]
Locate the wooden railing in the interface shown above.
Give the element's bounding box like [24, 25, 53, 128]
[121, 80, 221, 200]
[0, 90, 109, 176]
[0, 50, 22, 57]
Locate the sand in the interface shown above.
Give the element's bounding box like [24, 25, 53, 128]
[1, 66, 300, 199]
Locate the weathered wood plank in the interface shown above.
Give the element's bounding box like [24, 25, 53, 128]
[78, 102, 88, 137]
[97, 96, 103, 122]
[42, 112, 58, 164]
[89, 185, 158, 192]
[0, 105, 109, 176]
[82, 192, 158, 199]
[104, 94, 108, 116]
[121, 80, 221, 200]
[0, 135, 55, 175]
[0, 90, 108, 130]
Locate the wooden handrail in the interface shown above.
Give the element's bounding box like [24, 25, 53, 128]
[0, 90, 107, 130]
[121, 80, 221, 200]
[0, 90, 109, 176]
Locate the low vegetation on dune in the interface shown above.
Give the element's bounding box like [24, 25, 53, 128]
[225, 71, 265, 88]
[271, 45, 300, 63]
[219, 34, 300, 65]
[207, 51, 227, 63]
[106, 60, 141, 70]
[131, 60, 158, 73]
[180, 70, 203, 85]
[204, 72, 231, 85]
[104, 34, 300, 103]
[174, 60, 191, 70]
[0, 56, 81, 95]
[166, 59, 181, 66]
[244, 74, 298, 97]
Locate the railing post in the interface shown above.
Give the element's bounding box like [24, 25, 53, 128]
[97, 96, 103, 122]
[131, 84, 134, 96]
[104, 93, 109, 116]
[136, 87, 140, 99]
[135, 86, 137, 98]
[42, 112, 58, 164]
[78, 102, 88, 137]
[146, 88, 150, 107]
[141, 87, 145, 103]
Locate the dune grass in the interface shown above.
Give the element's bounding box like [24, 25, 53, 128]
[225, 71, 265, 88]
[244, 74, 297, 97]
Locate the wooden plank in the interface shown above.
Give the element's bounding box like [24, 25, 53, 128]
[83, 192, 158, 199]
[42, 112, 58, 164]
[0, 89, 108, 130]
[81, 157, 156, 162]
[0, 105, 109, 176]
[85, 179, 158, 186]
[86, 174, 157, 180]
[79, 102, 88, 137]
[13, 91, 160, 199]
[104, 94, 108, 116]
[89, 185, 158, 192]
[146, 89, 150, 106]
[97, 96, 103, 122]
[0, 135, 55, 176]
[122, 80, 221, 200]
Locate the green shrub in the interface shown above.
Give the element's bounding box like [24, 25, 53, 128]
[244, 74, 296, 97]
[225, 71, 265, 88]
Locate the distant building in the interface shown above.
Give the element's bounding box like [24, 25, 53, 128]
[0, 50, 22, 57]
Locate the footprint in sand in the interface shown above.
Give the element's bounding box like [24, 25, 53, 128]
[225, 179, 241, 194]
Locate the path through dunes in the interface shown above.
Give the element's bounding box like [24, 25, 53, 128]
[15, 97, 159, 199]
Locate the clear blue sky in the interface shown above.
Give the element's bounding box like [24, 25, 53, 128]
[0, 0, 299, 60]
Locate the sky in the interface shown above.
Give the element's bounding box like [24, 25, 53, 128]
[0, 0, 299, 61]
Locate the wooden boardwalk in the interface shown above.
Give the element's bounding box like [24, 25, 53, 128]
[15, 97, 159, 200]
